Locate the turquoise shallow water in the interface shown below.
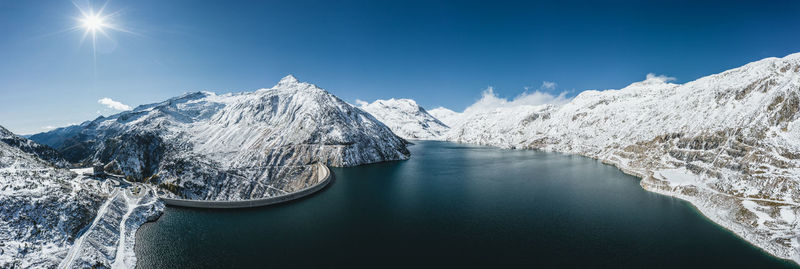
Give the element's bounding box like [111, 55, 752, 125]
[135, 141, 797, 268]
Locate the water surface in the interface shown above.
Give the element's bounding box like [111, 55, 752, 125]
[135, 141, 796, 268]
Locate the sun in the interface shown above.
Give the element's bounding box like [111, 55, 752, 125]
[81, 14, 107, 32]
[71, 1, 131, 61]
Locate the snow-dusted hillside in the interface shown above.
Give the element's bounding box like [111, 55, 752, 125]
[0, 124, 163, 268]
[31, 75, 410, 200]
[0, 126, 102, 268]
[359, 98, 449, 140]
[58, 187, 163, 269]
[0, 125, 69, 168]
[440, 53, 800, 263]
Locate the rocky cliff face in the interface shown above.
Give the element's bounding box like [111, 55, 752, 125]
[439, 53, 800, 262]
[31, 75, 410, 200]
[359, 98, 449, 140]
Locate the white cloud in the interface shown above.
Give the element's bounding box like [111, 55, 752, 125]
[463, 86, 570, 114]
[354, 99, 369, 107]
[40, 122, 76, 131]
[645, 73, 676, 83]
[541, 81, 557, 90]
[98, 97, 132, 111]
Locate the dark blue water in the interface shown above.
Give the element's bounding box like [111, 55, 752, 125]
[135, 141, 796, 268]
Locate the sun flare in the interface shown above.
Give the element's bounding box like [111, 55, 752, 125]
[71, 1, 130, 61]
[81, 14, 106, 32]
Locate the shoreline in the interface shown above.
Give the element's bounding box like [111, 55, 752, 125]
[602, 155, 800, 266]
[62, 163, 330, 268]
[458, 141, 800, 266]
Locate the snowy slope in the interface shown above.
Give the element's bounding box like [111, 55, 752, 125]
[0, 124, 164, 268]
[31, 75, 410, 200]
[0, 126, 106, 268]
[359, 98, 449, 140]
[440, 53, 800, 263]
[58, 187, 163, 269]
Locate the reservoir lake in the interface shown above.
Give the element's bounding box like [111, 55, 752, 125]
[135, 141, 797, 268]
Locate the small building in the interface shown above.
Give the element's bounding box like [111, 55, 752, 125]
[92, 164, 105, 176]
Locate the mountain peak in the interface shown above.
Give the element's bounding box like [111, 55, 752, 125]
[279, 74, 299, 85]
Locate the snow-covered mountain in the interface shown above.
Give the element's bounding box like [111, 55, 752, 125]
[428, 107, 461, 128]
[0, 125, 69, 168]
[358, 98, 449, 140]
[4, 75, 410, 268]
[31, 75, 410, 200]
[439, 53, 800, 263]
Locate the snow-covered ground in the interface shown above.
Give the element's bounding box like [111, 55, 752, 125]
[58, 186, 163, 269]
[0, 130, 108, 267]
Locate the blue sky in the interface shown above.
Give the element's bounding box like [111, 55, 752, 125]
[1, 0, 799, 134]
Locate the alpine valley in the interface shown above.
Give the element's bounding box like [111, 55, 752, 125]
[3, 53, 800, 268]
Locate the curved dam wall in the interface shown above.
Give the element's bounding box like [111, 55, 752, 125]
[161, 163, 331, 209]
